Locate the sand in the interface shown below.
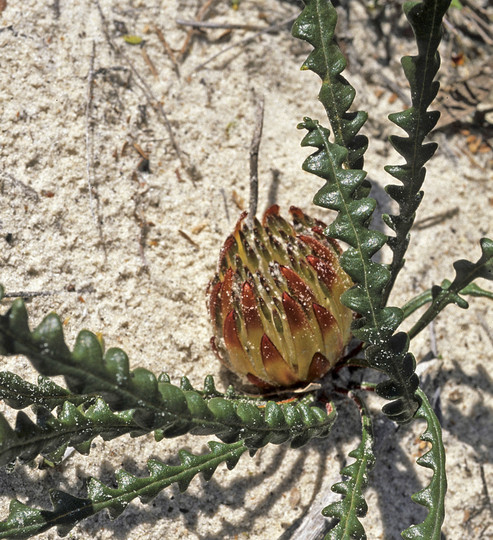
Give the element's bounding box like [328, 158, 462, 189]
[0, 1, 492, 538]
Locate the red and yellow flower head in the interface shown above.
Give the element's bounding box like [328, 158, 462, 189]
[208, 205, 353, 389]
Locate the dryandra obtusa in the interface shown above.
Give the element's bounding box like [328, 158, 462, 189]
[208, 205, 353, 389]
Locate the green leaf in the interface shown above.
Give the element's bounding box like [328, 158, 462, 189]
[0, 441, 248, 538]
[297, 119, 419, 423]
[402, 279, 493, 320]
[0, 398, 137, 467]
[401, 387, 447, 539]
[123, 35, 143, 45]
[0, 372, 93, 410]
[322, 393, 375, 539]
[0, 295, 338, 451]
[292, 0, 368, 169]
[293, 2, 420, 423]
[382, 0, 452, 304]
[409, 238, 493, 338]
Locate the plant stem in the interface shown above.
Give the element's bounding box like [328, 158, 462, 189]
[407, 281, 493, 339]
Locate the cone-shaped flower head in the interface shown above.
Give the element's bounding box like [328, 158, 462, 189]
[208, 205, 353, 388]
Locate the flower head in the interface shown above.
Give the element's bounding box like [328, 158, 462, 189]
[208, 205, 353, 388]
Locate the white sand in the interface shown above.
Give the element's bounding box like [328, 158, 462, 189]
[0, 1, 492, 538]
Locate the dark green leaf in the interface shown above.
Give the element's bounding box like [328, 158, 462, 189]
[323, 393, 375, 539]
[401, 388, 447, 539]
[292, 0, 368, 169]
[409, 238, 493, 338]
[382, 0, 452, 304]
[0, 441, 248, 538]
[0, 297, 338, 453]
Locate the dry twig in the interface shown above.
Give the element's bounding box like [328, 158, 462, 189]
[133, 190, 151, 272]
[142, 48, 158, 77]
[85, 40, 107, 259]
[155, 25, 180, 76]
[178, 229, 199, 248]
[2, 291, 58, 299]
[190, 15, 297, 74]
[95, 0, 191, 176]
[176, 19, 266, 31]
[248, 96, 265, 225]
[177, 0, 219, 62]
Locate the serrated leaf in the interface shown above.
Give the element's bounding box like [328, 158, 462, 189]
[401, 388, 446, 539]
[382, 0, 452, 305]
[297, 118, 419, 422]
[0, 397, 137, 467]
[0, 371, 93, 410]
[0, 300, 338, 452]
[409, 237, 493, 338]
[323, 393, 375, 539]
[292, 0, 368, 169]
[0, 441, 248, 538]
[293, 0, 427, 423]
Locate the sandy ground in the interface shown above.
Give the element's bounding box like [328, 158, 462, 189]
[0, 1, 492, 539]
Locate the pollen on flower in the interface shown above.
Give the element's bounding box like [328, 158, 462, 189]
[207, 206, 353, 389]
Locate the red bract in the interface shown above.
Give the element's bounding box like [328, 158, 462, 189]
[208, 206, 353, 388]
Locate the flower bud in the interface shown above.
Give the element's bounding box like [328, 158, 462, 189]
[208, 205, 353, 388]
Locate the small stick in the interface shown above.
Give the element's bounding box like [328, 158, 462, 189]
[176, 19, 266, 31]
[462, 7, 493, 45]
[220, 188, 230, 223]
[480, 464, 493, 516]
[133, 194, 151, 271]
[178, 0, 218, 61]
[2, 291, 58, 299]
[141, 48, 158, 78]
[178, 229, 199, 248]
[85, 41, 107, 259]
[0, 172, 39, 202]
[248, 96, 265, 225]
[132, 142, 149, 160]
[190, 15, 296, 74]
[154, 26, 180, 76]
[85, 41, 97, 225]
[95, 1, 189, 175]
